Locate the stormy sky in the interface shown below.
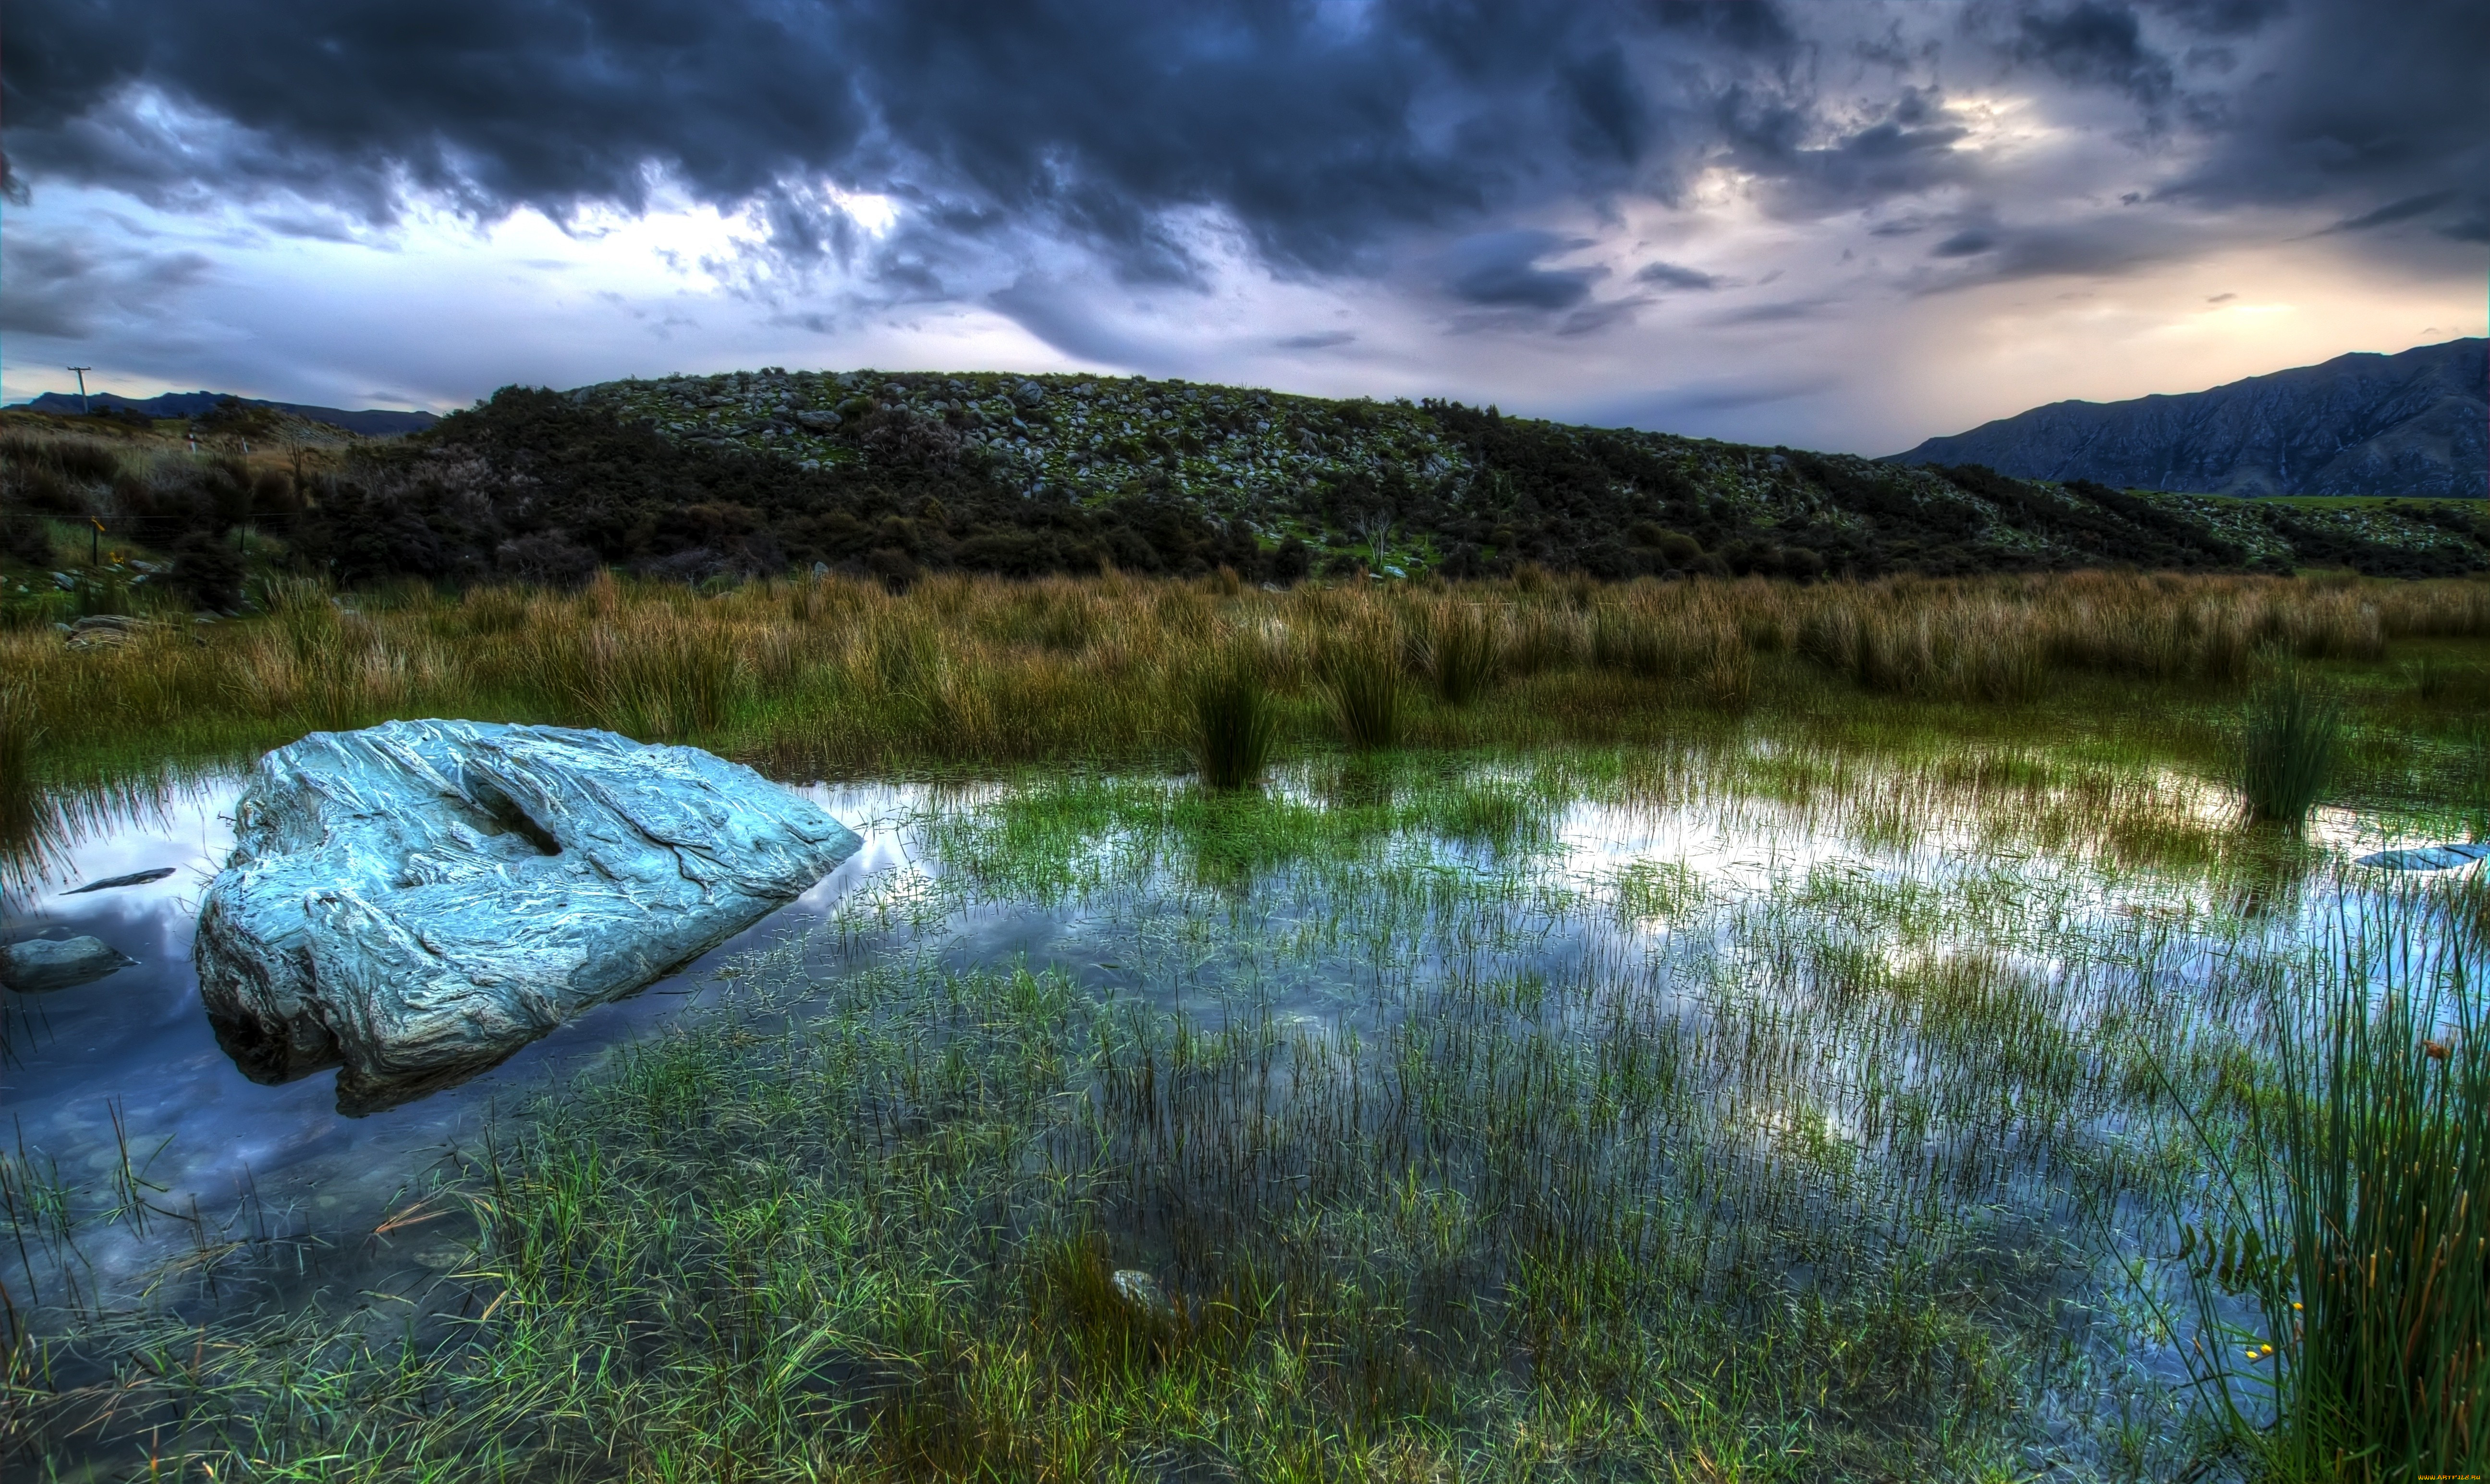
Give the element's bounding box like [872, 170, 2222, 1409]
[3, 0, 2482, 453]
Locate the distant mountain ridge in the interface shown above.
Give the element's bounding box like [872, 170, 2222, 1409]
[9, 389, 439, 438]
[1886, 338, 2488, 497]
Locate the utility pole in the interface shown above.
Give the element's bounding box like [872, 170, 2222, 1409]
[67, 366, 94, 414]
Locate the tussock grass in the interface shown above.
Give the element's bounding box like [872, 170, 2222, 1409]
[2241, 668, 2342, 826]
[1416, 598, 1501, 706]
[1315, 621, 1405, 752]
[1182, 645, 1280, 790]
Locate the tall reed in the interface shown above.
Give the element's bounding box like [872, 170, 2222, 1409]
[1315, 625, 1404, 751]
[2240, 668, 2341, 826]
[2265, 916, 2487, 1480]
[2177, 899, 2490, 1479]
[1183, 648, 1280, 790]
[1419, 601, 1501, 707]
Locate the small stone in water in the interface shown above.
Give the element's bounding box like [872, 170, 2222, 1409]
[1, 936, 138, 993]
[1110, 1268, 1175, 1320]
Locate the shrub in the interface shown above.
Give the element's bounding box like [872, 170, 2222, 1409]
[1184, 650, 1279, 790]
[2239, 668, 2340, 825]
[170, 531, 247, 612]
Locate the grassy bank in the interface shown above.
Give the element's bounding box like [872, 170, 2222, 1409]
[5, 568, 2489, 794]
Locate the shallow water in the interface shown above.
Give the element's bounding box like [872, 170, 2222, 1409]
[0, 776, 928, 1316]
[5, 748, 2478, 1474]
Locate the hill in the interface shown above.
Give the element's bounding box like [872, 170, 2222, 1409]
[7, 367, 2486, 602]
[284, 368, 2484, 588]
[1886, 338, 2488, 497]
[9, 389, 439, 438]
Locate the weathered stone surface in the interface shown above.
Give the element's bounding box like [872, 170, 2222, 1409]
[195, 720, 860, 1114]
[1, 936, 138, 993]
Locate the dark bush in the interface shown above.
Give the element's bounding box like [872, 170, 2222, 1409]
[169, 531, 246, 610]
[867, 546, 920, 592]
[3, 506, 55, 565]
[496, 532, 602, 589]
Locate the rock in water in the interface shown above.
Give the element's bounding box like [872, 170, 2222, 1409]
[195, 720, 861, 1115]
[1, 936, 138, 993]
[2356, 841, 2490, 871]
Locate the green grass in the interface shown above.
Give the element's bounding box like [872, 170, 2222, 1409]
[11, 573, 2490, 1478]
[2160, 892, 2489, 1483]
[2241, 668, 2343, 826]
[1182, 648, 1280, 790]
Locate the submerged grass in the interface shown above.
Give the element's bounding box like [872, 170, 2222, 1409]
[12, 744, 2487, 1477]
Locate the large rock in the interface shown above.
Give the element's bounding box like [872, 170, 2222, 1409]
[195, 720, 860, 1114]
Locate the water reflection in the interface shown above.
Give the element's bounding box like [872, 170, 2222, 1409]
[5, 749, 2481, 1476]
[0, 773, 915, 1326]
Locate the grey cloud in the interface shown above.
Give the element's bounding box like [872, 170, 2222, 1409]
[2012, 3, 2174, 109]
[1707, 296, 1835, 326]
[986, 275, 1154, 366]
[1444, 230, 1602, 311]
[1635, 261, 1720, 290]
[1930, 228, 1997, 257]
[2321, 192, 2459, 235]
[1277, 331, 1357, 350]
[0, 233, 212, 339]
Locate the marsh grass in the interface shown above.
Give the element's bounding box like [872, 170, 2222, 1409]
[9, 746, 2473, 1478]
[2167, 893, 2488, 1482]
[1316, 623, 1405, 751]
[2241, 667, 2342, 826]
[1417, 599, 1501, 706]
[1182, 645, 1281, 790]
[0, 569, 2480, 809]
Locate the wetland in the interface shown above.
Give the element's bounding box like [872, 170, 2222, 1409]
[3, 569, 2487, 1481]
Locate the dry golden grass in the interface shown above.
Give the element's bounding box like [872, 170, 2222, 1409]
[2, 568, 2485, 792]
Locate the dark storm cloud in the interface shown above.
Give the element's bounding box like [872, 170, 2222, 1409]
[1444, 231, 1601, 311]
[4, 0, 2479, 323]
[2011, 2, 2173, 109]
[2157, 0, 2490, 242]
[2, 0, 1819, 282]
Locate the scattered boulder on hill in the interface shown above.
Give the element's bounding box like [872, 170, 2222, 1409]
[194, 720, 862, 1115]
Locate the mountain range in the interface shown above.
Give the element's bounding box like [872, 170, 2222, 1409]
[1887, 337, 2487, 497]
[9, 389, 439, 438]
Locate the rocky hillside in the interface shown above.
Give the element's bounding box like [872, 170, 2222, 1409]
[297, 366, 2490, 587]
[1887, 338, 2488, 497]
[24, 365, 2476, 596]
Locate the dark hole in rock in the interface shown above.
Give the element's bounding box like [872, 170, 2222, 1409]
[470, 783, 561, 855]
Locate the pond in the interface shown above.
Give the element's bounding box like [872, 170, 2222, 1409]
[3, 742, 2475, 1478]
